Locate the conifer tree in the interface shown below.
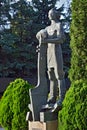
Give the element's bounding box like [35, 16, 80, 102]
[59, 1, 87, 129]
[0, 78, 33, 130]
[0, 0, 37, 77]
[69, 0, 87, 82]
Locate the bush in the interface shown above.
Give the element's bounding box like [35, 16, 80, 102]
[69, 0, 87, 82]
[59, 79, 87, 130]
[0, 78, 33, 130]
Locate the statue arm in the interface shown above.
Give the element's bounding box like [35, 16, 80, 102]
[43, 36, 64, 44]
[36, 31, 41, 40]
[43, 37, 62, 43]
[42, 24, 65, 44]
[36, 29, 48, 44]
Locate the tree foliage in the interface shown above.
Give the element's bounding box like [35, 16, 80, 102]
[59, 79, 87, 130]
[69, 0, 87, 82]
[0, 78, 33, 130]
[59, 1, 87, 129]
[0, 0, 37, 77]
[0, 0, 10, 29]
[32, 0, 57, 26]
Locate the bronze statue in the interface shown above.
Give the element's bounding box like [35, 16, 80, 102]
[37, 8, 66, 112]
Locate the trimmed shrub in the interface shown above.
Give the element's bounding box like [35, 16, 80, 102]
[69, 0, 87, 82]
[59, 79, 87, 130]
[0, 78, 33, 130]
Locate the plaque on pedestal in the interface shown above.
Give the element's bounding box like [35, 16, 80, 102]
[29, 121, 58, 130]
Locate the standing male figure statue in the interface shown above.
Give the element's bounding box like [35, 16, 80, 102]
[36, 8, 66, 112]
[28, 8, 66, 122]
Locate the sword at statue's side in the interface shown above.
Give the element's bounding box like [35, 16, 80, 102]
[29, 29, 48, 121]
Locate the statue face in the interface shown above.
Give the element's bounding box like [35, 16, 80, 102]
[48, 9, 56, 20]
[48, 9, 60, 21]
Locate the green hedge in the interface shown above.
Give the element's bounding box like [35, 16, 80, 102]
[0, 78, 33, 130]
[69, 0, 87, 82]
[59, 79, 87, 130]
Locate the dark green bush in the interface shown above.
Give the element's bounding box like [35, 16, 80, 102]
[59, 79, 87, 130]
[0, 78, 33, 130]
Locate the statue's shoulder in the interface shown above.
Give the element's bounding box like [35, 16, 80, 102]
[36, 29, 45, 36]
[45, 26, 51, 31]
[36, 29, 48, 39]
[37, 29, 45, 34]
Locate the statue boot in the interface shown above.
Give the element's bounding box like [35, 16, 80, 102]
[51, 79, 66, 112]
[47, 78, 58, 104]
[42, 68, 58, 110]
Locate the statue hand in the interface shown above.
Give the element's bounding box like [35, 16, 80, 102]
[36, 29, 48, 43]
[40, 37, 47, 44]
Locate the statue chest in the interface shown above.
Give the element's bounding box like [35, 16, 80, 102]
[47, 24, 60, 37]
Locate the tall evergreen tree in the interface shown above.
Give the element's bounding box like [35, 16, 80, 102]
[0, 0, 12, 77]
[0, 0, 10, 31]
[59, 1, 87, 129]
[10, 0, 36, 44]
[69, 0, 87, 82]
[0, 0, 37, 77]
[9, 0, 38, 77]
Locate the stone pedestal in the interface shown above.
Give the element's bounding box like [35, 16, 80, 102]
[40, 111, 58, 122]
[29, 120, 58, 130]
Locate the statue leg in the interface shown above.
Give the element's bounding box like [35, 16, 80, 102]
[57, 78, 66, 105]
[51, 72, 66, 112]
[47, 68, 58, 104]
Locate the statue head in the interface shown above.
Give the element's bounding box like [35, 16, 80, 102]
[48, 8, 60, 21]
